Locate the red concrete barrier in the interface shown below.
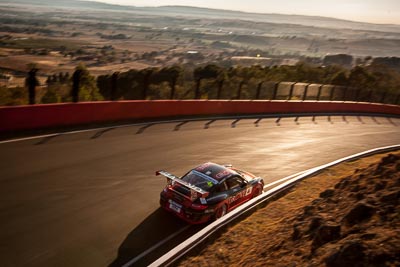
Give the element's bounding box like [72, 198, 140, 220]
[1, 100, 399, 133]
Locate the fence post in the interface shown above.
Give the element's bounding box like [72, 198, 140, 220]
[272, 82, 279, 100]
[330, 86, 335, 101]
[217, 79, 224, 99]
[72, 69, 82, 103]
[237, 81, 244, 99]
[380, 92, 387, 103]
[194, 79, 201, 99]
[367, 90, 372, 102]
[288, 82, 295, 100]
[316, 84, 323, 101]
[169, 79, 176, 99]
[26, 68, 38, 105]
[395, 93, 400, 105]
[256, 82, 263, 99]
[302, 83, 310, 101]
[354, 89, 360, 102]
[111, 72, 118, 101]
[342, 87, 348, 101]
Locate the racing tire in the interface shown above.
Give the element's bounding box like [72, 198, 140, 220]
[253, 186, 263, 198]
[214, 204, 227, 220]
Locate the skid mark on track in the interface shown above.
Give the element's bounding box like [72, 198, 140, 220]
[136, 124, 154, 134]
[275, 117, 281, 126]
[35, 134, 61, 145]
[91, 128, 115, 139]
[174, 121, 189, 131]
[254, 118, 262, 127]
[204, 120, 216, 129]
[231, 119, 240, 128]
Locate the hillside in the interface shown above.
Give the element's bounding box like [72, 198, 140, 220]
[1, 0, 399, 33]
[177, 152, 400, 266]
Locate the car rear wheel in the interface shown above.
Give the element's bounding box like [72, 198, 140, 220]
[214, 204, 227, 220]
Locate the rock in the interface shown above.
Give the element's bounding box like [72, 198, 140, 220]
[325, 240, 366, 267]
[334, 177, 351, 189]
[360, 233, 376, 240]
[380, 154, 399, 165]
[374, 181, 387, 191]
[303, 205, 314, 216]
[355, 192, 364, 200]
[380, 190, 400, 205]
[292, 226, 301, 241]
[343, 202, 376, 225]
[311, 198, 322, 205]
[311, 223, 341, 250]
[320, 189, 335, 198]
[350, 184, 361, 192]
[370, 252, 395, 266]
[308, 216, 323, 232]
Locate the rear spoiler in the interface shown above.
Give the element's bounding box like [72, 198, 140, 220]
[156, 170, 209, 200]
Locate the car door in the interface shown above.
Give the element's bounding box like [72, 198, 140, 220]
[225, 175, 252, 209]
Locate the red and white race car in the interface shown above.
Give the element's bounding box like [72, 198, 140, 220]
[158, 162, 264, 224]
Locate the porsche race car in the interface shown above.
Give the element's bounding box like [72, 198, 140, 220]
[158, 162, 264, 224]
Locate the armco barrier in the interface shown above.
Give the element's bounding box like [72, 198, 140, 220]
[1, 100, 400, 133]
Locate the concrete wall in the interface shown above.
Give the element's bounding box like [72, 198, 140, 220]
[1, 100, 399, 133]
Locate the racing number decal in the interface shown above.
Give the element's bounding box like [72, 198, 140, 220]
[245, 187, 252, 196]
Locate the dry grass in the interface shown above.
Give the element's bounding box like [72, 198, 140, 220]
[176, 151, 400, 267]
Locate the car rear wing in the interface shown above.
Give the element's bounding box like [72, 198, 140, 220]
[156, 170, 209, 200]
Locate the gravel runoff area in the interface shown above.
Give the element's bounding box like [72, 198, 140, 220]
[176, 151, 400, 267]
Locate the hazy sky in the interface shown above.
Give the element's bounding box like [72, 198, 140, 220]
[88, 0, 400, 24]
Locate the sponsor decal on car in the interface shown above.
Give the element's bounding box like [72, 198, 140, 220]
[215, 170, 232, 179]
[169, 199, 182, 213]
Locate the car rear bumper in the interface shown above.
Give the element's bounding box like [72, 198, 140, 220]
[160, 198, 212, 224]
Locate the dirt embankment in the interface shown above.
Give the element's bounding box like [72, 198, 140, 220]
[177, 152, 400, 267]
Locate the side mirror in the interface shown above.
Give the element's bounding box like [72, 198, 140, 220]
[240, 181, 248, 188]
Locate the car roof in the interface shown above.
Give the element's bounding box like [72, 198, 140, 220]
[193, 162, 237, 182]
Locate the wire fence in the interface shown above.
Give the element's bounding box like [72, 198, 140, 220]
[176, 81, 400, 105]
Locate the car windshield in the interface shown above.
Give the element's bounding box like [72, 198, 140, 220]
[181, 170, 218, 191]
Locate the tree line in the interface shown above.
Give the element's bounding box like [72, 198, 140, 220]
[0, 62, 399, 106]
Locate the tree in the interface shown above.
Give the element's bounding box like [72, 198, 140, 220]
[348, 66, 375, 90]
[41, 87, 61, 103]
[331, 71, 348, 86]
[139, 68, 155, 99]
[72, 64, 103, 102]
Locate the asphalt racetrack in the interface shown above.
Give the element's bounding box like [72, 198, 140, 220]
[0, 115, 399, 267]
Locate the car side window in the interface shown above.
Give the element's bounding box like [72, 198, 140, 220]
[215, 181, 228, 193]
[226, 176, 243, 190]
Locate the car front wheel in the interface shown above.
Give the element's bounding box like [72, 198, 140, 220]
[253, 186, 263, 197]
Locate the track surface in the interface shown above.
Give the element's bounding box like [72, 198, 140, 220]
[0, 115, 399, 267]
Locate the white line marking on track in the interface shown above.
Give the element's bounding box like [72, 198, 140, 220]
[263, 169, 309, 190]
[122, 225, 190, 267]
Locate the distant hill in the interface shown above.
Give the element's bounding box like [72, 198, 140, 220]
[0, 0, 127, 10]
[0, 0, 399, 33]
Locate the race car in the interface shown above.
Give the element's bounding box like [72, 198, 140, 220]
[158, 162, 264, 224]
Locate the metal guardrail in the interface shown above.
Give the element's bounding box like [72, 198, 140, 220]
[146, 144, 400, 267]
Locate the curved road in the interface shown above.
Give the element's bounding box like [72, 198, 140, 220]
[0, 115, 399, 267]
